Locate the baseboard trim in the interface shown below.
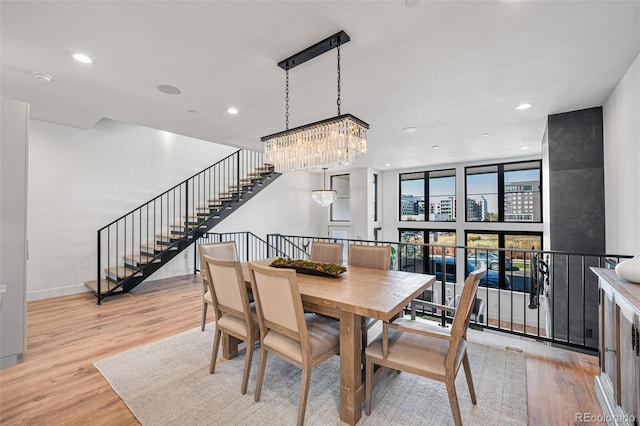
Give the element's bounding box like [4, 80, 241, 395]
[27, 283, 89, 302]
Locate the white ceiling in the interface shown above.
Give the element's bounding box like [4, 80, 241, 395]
[2, 1, 639, 171]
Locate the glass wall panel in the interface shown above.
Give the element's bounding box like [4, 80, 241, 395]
[399, 172, 425, 221]
[429, 169, 456, 222]
[330, 174, 350, 221]
[504, 162, 542, 222]
[466, 166, 498, 222]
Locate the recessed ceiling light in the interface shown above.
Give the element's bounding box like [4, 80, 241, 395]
[401, 126, 418, 134]
[187, 109, 197, 114]
[72, 53, 93, 64]
[385, 163, 391, 167]
[432, 145, 440, 149]
[33, 72, 53, 82]
[521, 146, 531, 150]
[158, 85, 182, 95]
[483, 133, 489, 137]
[515, 103, 532, 110]
[227, 107, 239, 115]
[405, 0, 419, 7]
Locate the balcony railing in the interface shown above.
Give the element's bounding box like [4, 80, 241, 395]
[268, 234, 632, 353]
[194, 232, 631, 353]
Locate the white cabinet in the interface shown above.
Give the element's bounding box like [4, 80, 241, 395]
[592, 268, 640, 426]
[0, 98, 29, 369]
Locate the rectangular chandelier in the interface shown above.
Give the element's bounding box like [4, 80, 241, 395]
[260, 30, 369, 173]
[262, 114, 368, 173]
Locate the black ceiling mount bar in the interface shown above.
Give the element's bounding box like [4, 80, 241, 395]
[277, 30, 350, 70]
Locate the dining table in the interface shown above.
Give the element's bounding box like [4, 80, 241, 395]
[226, 258, 435, 425]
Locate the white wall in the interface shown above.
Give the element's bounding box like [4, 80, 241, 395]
[311, 167, 382, 241]
[27, 118, 320, 300]
[213, 171, 324, 238]
[603, 53, 640, 255]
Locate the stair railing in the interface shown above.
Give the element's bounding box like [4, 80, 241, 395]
[96, 149, 267, 303]
[193, 232, 288, 273]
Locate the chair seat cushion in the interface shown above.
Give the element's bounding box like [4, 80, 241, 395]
[365, 322, 466, 377]
[217, 306, 259, 339]
[393, 318, 452, 336]
[263, 313, 340, 363]
[204, 289, 212, 304]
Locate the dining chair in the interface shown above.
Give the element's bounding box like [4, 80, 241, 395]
[348, 244, 391, 270]
[198, 241, 238, 331]
[309, 241, 343, 265]
[364, 262, 487, 426]
[248, 262, 341, 426]
[348, 244, 391, 348]
[201, 255, 258, 394]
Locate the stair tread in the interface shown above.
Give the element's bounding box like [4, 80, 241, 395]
[123, 254, 158, 263]
[85, 280, 121, 295]
[105, 267, 142, 279]
[140, 244, 164, 252]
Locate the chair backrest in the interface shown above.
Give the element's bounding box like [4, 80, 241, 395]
[199, 241, 238, 263]
[446, 262, 486, 365]
[248, 262, 309, 356]
[310, 241, 343, 265]
[201, 256, 253, 327]
[348, 244, 390, 270]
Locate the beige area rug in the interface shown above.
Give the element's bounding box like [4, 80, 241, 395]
[94, 324, 527, 425]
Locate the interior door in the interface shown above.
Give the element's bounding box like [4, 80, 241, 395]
[329, 226, 350, 265]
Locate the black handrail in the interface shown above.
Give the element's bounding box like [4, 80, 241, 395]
[98, 149, 242, 232]
[96, 149, 273, 303]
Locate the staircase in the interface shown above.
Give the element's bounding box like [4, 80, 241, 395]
[86, 149, 280, 303]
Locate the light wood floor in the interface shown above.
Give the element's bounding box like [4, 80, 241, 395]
[0, 274, 604, 425]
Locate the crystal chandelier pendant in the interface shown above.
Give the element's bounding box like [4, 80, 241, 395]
[312, 168, 337, 207]
[312, 189, 337, 207]
[263, 114, 368, 173]
[260, 31, 369, 173]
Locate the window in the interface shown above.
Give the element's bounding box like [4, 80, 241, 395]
[398, 229, 456, 280]
[466, 231, 542, 291]
[466, 160, 542, 223]
[466, 165, 498, 222]
[399, 173, 424, 221]
[429, 169, 456, 221]
[504, 162, 541, 222]
[330, 174, 350, 222]
[373, 174, 378, 222]
[400, 169, 455, 222]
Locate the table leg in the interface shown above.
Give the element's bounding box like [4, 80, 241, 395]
[222, 333, 240, 360]
[340, 310, 363, 425]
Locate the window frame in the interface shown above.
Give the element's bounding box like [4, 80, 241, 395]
[464, 230, 543, 292]
[399, 168, 456, 222]
[398, 228, 457, 280]
[465, 160, 542, 223]
[330, 173, 351, 222]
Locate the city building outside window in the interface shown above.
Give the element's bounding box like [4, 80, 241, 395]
[399, 169, 455, 222]
[465, 160, 541, 223]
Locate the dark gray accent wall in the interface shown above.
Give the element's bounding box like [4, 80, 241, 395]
[547, 106, 604, 349]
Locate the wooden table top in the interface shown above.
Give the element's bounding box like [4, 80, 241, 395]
[241, 258, 436, 322]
